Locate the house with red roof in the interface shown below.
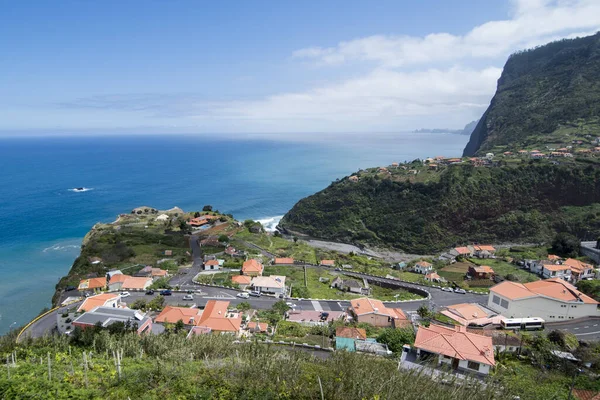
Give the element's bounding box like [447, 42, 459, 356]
[349, 297, 410, 328]
[78, 293, 121, 312]
[413, 324, 495, 375]
[273, 257, 294, 265]
[155, 306, 202, 325]
[78, 277, 107, 291]
[231, 275, 252, 289]
[413, 261, 433, 274]
[468, 265, 494, 279]
[195, 300, 242, 335]
[203, 259, 220, 271]
[241, 259, 263, 276]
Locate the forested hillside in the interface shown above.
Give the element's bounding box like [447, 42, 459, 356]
[464, 32, 600, 156]
[281, 33, 600, 253]
[280, 162, 600, 254]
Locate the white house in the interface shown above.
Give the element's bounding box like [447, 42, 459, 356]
[250, 275, 286, 296]
[413, 261, 433, 274]
[541, 264, 572, 281]
[487, 278, 600, 321]
[412, 324, 495, 375]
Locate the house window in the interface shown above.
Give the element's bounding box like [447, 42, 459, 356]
[571, 305, 577, 308]
[467, 361, 480, 370]
[500, 299, 509, 309]
[492, 295, 500, 305]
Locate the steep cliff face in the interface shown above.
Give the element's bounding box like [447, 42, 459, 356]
[464, 32, 600, 156]
[281, 33, 600, 253]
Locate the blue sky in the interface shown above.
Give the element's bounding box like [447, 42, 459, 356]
[1, 0, 599, 137]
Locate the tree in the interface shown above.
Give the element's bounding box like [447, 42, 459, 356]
[417, 305, 431, 319]
[218, 234, 229, 243]
[194, 211, 200, 218]
[551, 232, 580, 257]
[237, 301, 251, 312]
[293, 236, 298, 243]
[203, 205, 213, 212]
[147, 295, 165, 311]
[174, 319, 185, 334]
[150, 278, 171, 290]
[272, 300, 290, 315]
[178, 218, 190, 233]
[377, 328, 416, 353]
[273, 231, 282, 238]
[130, 299, 147, 310]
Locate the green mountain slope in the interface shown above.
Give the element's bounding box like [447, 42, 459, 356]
[280, 163, 600, 253]
[464, 32, 600, 156]
[281, 34, 600, 253]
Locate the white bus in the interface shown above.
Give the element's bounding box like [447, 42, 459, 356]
[501, 317, 545, 331]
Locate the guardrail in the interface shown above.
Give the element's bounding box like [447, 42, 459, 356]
[16, 306, 59, 343]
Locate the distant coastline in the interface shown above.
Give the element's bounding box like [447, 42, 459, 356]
[413, 119, 479, 136]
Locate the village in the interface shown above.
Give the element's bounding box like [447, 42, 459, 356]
[347, 133, 600, 183]
[21, 204, 598, 389]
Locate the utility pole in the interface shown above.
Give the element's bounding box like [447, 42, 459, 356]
[567, 369, 582, 400]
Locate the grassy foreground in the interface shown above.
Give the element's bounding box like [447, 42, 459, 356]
[1, 332, 500, 400]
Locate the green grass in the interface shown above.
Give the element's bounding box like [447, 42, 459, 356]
[195, 272, 233, 285]
[263, 266, 424, 301]
[234, 229, 318, 263]
[468, 258, 540, 283]
[433, 313, 459, 325]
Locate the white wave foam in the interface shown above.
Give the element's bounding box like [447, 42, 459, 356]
[68, 187, 94, 192]
[43, 244, 80, 253]
[255, 215, 283, 232]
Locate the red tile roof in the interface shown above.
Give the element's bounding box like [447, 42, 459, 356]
[491, 278, 598, 304]
[155, 306, 201, 325]
[231, 275, 252, 285]
[414, 324, 495, 366]
[274, 257, 294, 265]
[78, 277, 107, 290]
[320, 260, 335, 266]
[242, 259, 263, 274]
[78, 293, 120, 312]
[336, 327, 367, 340]
[196, 300, 241, 332]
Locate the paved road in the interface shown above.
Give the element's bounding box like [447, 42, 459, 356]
[547, 318, 600, 340]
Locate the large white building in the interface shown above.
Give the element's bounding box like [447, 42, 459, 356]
[487, 278, 600, 321]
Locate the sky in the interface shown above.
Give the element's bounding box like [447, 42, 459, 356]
[1, 0, 600, 137]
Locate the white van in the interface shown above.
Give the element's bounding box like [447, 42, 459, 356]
[237, 292, 250, 299]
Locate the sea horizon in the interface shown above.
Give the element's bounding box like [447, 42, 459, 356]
[0, 132, 469, 334]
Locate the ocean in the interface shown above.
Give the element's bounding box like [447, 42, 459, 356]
[0, 133, 468, 333]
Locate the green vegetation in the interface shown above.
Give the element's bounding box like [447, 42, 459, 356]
[281, 33, 600, 254]
[234, 228, 318, 263]
[376, 328, 415, 353]
[464, 33, 600, 156]
[0, 331, 500, 400]
[468, 258, 539, 283]
[281, 159, 600, 254]
[263, 266, 423, 301]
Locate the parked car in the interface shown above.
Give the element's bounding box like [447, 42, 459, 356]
[145, 289, 155, 295]
[65, 286, 77, 292]
[454, 288, 467, 294]
[286, 302, 296, 308]
[237, 292, 250, 299]
[120, 291, 131, 298]
[441, 287, 453, 292]
[249, 291, 261, 297]
[160, 289, 172, 296]
[187, 290, 194, 294]
[183, 294, 194, 301]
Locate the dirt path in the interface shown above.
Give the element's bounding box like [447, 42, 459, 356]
[304, 239, 431, 263]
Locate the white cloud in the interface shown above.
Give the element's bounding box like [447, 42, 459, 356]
[293, 0, 600, 68]
[41, 0, 600, 133]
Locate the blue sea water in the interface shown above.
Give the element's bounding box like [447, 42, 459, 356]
[0, 133, 468, 333]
